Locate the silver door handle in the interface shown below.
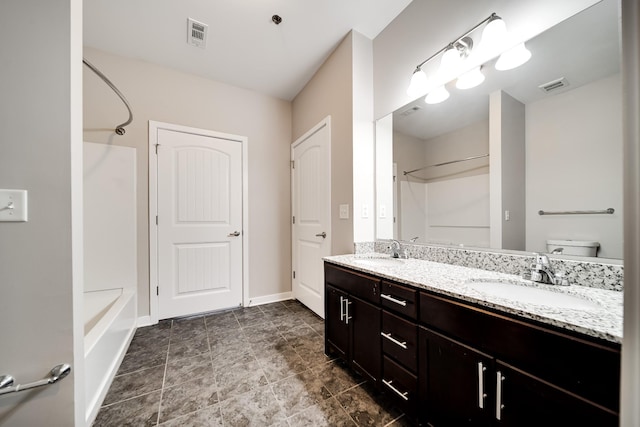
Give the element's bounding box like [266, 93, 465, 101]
[478, 362, 487, 409]
[228, 231, 241, 237]
[496, 371, 505, 420]
[345, 299, 352, 324]
[315, 232, 327, 238]
[0, 364, 71, 396]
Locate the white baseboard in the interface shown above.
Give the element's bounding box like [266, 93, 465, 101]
[137, 315, 154, 328]
[246, 292, 293, 307]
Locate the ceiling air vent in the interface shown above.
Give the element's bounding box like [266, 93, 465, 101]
[399, 105, 423, 117]
[187, 18, 208, 49]
[539, 77, 570, 94]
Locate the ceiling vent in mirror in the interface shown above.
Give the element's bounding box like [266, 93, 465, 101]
[539, 77, 570, 93]
[399, 105, 423, 117]
[187, 18, 208, 49]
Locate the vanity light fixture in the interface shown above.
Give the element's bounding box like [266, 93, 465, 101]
[406, 12, 532, 104]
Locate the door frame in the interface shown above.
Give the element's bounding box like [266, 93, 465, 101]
[149, 120, 249, 324]
[291, 116, 332, 315]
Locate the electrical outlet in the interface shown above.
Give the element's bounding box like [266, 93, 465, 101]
[361, 204, 369, 218]
[504, 210, 510, 221]
[379, 204, 387, 218]
[339, 204, 349, 219]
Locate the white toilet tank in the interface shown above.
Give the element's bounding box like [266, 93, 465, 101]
[546, 239, 600, 257]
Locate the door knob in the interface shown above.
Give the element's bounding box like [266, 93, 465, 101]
[228, 231, 241, 237]
[315, 232, 327, 238]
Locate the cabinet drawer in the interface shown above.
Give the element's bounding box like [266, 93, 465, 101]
[382, 355, 418, 416]
[381, 281, 417, 319]
[325, 263, 379, 304]
[381, 311, 417, 372]
[420, 291, 621, 412]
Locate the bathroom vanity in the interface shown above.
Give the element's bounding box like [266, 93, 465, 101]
[324, 255, 622, 426]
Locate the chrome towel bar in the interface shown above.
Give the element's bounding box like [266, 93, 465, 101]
[538, 208, 615, 216]
[0, 364, 71, 396]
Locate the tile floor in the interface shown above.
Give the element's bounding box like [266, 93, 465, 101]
[93, 300, 416, 426]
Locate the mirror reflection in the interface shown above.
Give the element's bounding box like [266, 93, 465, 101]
[376, 0, 622, 259]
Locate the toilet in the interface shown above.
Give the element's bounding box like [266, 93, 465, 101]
[546, 239, 600, 257]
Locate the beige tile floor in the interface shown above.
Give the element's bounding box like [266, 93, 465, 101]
[93, 300, 416, 426]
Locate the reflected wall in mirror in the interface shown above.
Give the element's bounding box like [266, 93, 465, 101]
[375, 0, 623, 259]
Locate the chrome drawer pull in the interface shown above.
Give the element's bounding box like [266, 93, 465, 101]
[382, 379, 409, 401]
[339, 296, 345, 322]
[381, 293, 407, 307]
[381, 332, 407, 349]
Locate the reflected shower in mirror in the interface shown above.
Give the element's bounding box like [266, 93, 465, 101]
[375, 0, 622, 259]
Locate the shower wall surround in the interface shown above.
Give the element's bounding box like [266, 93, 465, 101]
[353, 241, 623, 292]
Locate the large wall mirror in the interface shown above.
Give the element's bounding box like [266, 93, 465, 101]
[375, 0, 622, 261]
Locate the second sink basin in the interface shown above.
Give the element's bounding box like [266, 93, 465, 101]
[465, 281, 600, 310]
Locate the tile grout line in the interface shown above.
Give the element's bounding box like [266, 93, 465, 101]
[154, 319, 174, 426]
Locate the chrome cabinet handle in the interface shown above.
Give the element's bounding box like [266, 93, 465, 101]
[339, 296, 345, 322]
[228, 231, 241, 237]
[381, 294, 407, 307]
[382, 379, 409, 401]
[478, 362, 487, 409]
[345, 299, 352, 324]
[381, 332, 407, 349]
[315, 232, 327, 238]
[496, 371, 505, 420]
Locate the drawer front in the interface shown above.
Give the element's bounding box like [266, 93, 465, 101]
[382, 355, 418, 416]
[325, 263, 379, 304]
[381, 281, 417, 319]
[381, 311, 417, 372]
[419, 291, 621, 412]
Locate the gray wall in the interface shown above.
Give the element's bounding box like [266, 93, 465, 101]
[0, 0, 82, 425]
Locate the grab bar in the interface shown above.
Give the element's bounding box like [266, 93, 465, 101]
[0, 364, 71, 396]
[538, 208, 614, 216]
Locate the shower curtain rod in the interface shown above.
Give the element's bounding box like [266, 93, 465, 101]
[403, 153, 489, 176]
[83, 58, 133, 135]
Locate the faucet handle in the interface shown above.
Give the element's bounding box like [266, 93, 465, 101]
[534, 253, 550, 265]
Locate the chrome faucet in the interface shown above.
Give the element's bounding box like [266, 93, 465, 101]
[389, 240, 408, 259]
[526, 253, 569, 286]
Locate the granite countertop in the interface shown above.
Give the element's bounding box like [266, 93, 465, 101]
[324, 254, 623, 344]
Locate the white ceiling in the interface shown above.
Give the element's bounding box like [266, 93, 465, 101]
[84, 0, 413, 100]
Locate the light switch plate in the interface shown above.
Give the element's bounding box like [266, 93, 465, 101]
[339, 204, 349, 219]
[0, 189, 28, 222]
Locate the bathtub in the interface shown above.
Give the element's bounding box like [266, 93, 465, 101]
[84, 288, 136, 426]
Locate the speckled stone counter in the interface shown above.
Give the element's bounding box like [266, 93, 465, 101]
[325, 254, 623, 344]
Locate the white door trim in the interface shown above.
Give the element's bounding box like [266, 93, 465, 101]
[149, 120, 249, 324]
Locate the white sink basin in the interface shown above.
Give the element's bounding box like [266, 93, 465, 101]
[352, 258, 405, 267]
[465, 281, 600, 310]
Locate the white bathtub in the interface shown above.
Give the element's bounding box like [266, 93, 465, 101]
[84, 288, 136, 426]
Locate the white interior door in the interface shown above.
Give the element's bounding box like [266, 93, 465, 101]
[156, 126, 243, 319]
[292, 118, 331, 318]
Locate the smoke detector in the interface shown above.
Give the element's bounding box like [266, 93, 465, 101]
[187, 18, 208, 49]
[539, 77, 570, 94]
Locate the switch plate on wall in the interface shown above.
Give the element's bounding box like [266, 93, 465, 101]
[0, 189, 28, 222]
[339, 204, 349, 219]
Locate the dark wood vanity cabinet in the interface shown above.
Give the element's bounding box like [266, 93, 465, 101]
[419, 291, 620, 426]
[324, 263, 381, 385]
[323, 261, 621, 426]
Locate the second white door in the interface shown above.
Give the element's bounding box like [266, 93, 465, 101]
[292, 117, 331, 318]
[155, 124, 244, 319]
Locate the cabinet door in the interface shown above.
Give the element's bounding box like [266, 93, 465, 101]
[495, 361, 618, 427]
[325, 285, 349, 359]
[419, 328, 494, 426]
[351, 295, 381, 385]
